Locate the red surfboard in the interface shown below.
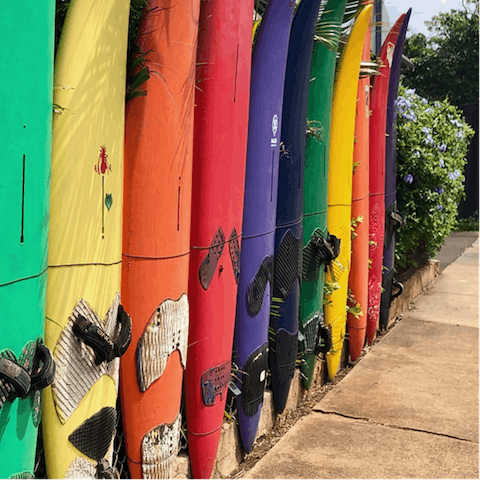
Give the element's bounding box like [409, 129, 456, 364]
[184, 0, 253, 478]
[367, 14, 404, 345]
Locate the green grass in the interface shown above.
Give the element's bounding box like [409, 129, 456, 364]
[453, 212, 479, 232]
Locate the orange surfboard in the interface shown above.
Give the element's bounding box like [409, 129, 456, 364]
[120, 1, 200, 478]
[347, 10, 372, 361]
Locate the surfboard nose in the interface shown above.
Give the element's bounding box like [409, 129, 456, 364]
[188, 427, 223, 479]
[238, 409, 261, 454]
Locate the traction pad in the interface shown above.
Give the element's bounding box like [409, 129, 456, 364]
[8, 472, 33, 479]
[270, 328, 297, 387]
[68, 407, 117, 462]
[52, 294, 121, 424]
[300, 314, 321, 355]
[199, 227, 225, 290]
[274, 229, 302, 299]
[241, 343, 268, 417]
[302, 229, 341, 282]
[141, 414, 181, 479]
[201, 361, 231, 406]
[379, 269, 403, 330]
[0, 340, 46, 427]
[229, 227, 241, 284]
[245, 256, 274, 317]
[136, 294, 189, 392]
[384, 201, 405, 250]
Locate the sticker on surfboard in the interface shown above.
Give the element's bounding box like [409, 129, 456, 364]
[386, 42, 395, 67]
[94, 145, 112, 239]
[271, 114, 278, 147]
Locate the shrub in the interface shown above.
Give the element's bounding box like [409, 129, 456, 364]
[395, 85, 475, 269]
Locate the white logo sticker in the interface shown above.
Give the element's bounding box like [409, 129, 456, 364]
[272, 114, 278, 136]
[271, 114, 279, 147]
[386, 42, 395, 68]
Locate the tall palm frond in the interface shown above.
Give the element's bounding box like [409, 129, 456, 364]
[55, 0, 71, 56]
[126, 0, 151, 102]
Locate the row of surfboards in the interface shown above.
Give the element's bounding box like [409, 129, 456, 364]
[0, 0, 412, 479]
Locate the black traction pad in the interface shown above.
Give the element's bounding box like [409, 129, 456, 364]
[384, 201, 406, 249]
[380, 269, 396, 330]
[302, 229, 340, 282]
[199, 227, 225, 290]
[228, 227, 241, 284]
[274, 229, 302, 299]
[68, 406, 117, 461]
[300, 313, 321, 355]
[245, 256, 274, 317]
[271, 328, 297, 387]
[302, 229, 326, 282]
[241, 343, 268, 417]
[201, 361, 231, 406]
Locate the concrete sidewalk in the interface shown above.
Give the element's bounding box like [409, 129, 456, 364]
[245, 239, 479, 479]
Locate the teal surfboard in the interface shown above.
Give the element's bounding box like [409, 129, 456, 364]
[0, 2, 55, 478]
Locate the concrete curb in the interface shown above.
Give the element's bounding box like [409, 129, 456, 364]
[173, 258, 440, 479]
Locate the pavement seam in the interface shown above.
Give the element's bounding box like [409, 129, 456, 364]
[419, 291, 479, 298]
[313, 409, 479, 444]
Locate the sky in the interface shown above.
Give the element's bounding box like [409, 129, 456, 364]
[383, 0, 469, 37]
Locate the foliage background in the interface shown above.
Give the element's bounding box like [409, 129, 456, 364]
[395, 85, 474, 270]
[402, 0, 479, 107]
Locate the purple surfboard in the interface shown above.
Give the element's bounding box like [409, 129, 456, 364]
[380, 9, 412, 330]
[233, 0, 295, 453]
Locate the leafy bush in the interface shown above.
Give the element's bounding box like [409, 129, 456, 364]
[395, 85, 475, 269]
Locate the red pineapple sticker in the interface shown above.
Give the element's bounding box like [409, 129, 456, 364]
[94, 146, 112, 239]
[95, 146, 111, 175]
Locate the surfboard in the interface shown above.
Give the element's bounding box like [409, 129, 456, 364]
[233, 0, 295, 454]
[324, 4, 373, 381]
[184, 0, 253, 477]
[120, 1, 200, 478]
[299, 0, 348, 390]
[0, 3, 54, 478]
[270, 0, 324, 414]
[43, 0, 131, 478]
[347, 7, 372, 362]
[367, 13, 405, 345]
[380, 9, 412, 330]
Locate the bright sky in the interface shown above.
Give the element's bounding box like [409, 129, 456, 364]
[383, 0, 468, 37]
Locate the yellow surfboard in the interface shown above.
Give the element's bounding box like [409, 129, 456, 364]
[43, 0, 130, 477]
[325, 4, 372, 381]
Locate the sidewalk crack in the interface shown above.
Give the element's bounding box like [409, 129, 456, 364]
[315, 409, 479, 444]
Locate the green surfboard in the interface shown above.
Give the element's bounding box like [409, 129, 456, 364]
[299, 0, 347, 390]
[0, 2, 54, 478]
